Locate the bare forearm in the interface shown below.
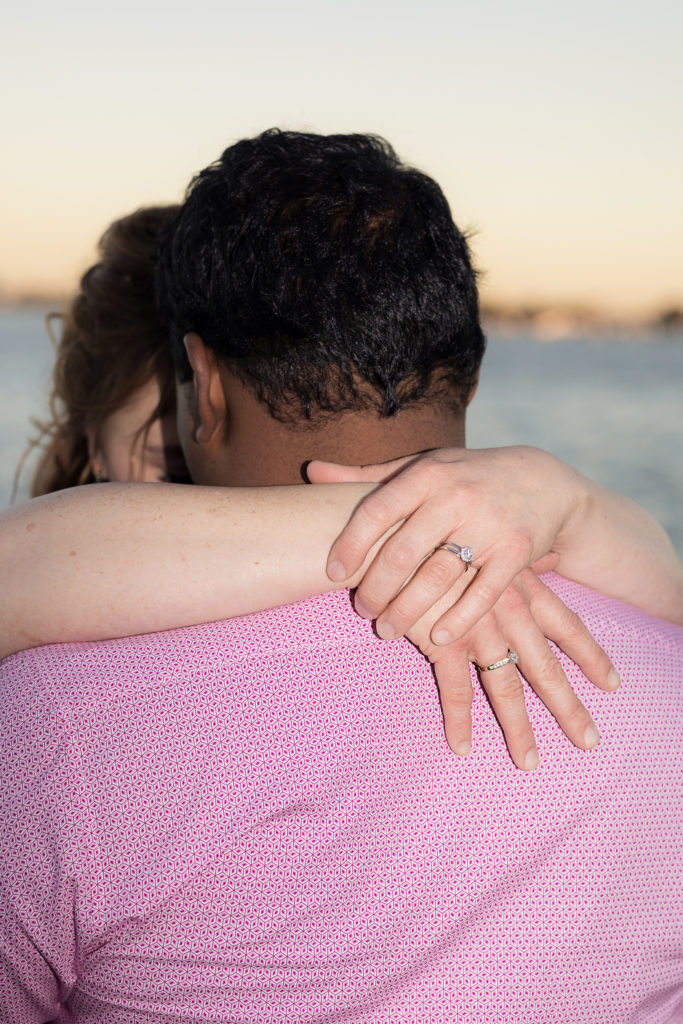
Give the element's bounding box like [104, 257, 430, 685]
[0, 483, 373, 660]
[554, 469, 683, 624]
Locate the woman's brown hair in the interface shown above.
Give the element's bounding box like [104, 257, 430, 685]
[30, 205, 181, 496]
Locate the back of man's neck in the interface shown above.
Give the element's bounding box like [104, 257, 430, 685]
[214, 404, 466, 486]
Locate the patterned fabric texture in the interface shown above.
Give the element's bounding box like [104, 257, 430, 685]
[0, 574, 681, 1024]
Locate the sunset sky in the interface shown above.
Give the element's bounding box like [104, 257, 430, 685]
[2, 0, 682, 315]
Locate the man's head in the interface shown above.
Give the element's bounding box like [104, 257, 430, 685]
[157, 129, 486, 485]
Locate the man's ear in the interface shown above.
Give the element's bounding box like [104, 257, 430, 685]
[466, 368, 481, 405]
[183, 333, 227, 445]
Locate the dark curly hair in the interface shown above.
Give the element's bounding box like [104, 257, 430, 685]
[157, 129, 485, 422]
[30, 205, 180, 495]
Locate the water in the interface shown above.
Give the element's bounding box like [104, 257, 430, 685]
[466, 334, 683, 557]
[2, 307, 682, 557]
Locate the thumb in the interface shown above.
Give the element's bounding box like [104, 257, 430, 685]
[306, 460, 369, 484]
[307, 454, 415, 485]
[531, 552, 560, 575]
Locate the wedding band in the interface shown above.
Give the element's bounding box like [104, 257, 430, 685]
[479, 650, 519, 672]
[435, 541, 474, 571]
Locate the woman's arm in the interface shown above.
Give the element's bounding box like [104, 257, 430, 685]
[307, 445, 683, 639]
[4, 445, 681, 663]
[545, 471, 683, 619]
[0, 482, 375, 661]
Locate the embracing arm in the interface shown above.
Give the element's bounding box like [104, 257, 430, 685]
[4, 447, 681, 660]
[547, 469, 683, 622]
[0, 482, 375, 661]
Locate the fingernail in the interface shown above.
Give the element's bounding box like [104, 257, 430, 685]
[583, 724, 600, 749]
[376, 620, 397, 641]
[524, 749, 539, 771]
[607, 668, 621, 691]
[433, 629, 452, 646]
[328, 559, 347, 582]
[354, 599, 373, 619]
[454, 741, 471, 757]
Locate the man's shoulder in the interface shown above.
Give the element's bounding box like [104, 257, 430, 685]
[2, 578, 681, 717]
[0, 591, 419, 759]
[4, 576, 682, 678]
[0, 590, 375, 698]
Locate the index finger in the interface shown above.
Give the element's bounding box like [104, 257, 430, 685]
[326, 465, 432, 581]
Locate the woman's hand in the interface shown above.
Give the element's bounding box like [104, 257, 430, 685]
[307, 444, 683, 632]
[307, 446, 585, 644]
[405, 568, 618, 770]
[307, 446, 624, 769]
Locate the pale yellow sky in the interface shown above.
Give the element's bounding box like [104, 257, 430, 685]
[2, 0, 682, 315]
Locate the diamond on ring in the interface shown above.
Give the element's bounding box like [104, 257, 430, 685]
[436, 541, 474, 570]
[479, 649, 519, 672]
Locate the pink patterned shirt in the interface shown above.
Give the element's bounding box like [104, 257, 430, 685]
[0, 575, 681, 1023]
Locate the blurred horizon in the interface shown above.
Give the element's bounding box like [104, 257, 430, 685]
[2, 0, 682, 317]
